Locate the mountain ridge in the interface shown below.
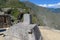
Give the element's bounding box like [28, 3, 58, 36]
[0, 0, 60, 30]
[47, 8, 60, 13]
[23, 1, 60, 30]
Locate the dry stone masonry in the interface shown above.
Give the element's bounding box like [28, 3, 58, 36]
[4, 14, 42, 40]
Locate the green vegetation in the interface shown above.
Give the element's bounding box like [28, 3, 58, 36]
[11, 8, 20, 19]
[0, 0, 30, 23]
[32, 15, 37, 24]
[24, 1, 60, 30]
[1, 0, 60, 30]
[0, 0, 27, 8]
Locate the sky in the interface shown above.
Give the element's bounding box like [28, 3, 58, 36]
[29, 0, 60, 4]
[20, 0, 60, 8]
[28, 0, 60, 8]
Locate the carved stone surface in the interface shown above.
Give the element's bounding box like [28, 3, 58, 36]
[23, 14, 32, 24]
[4, 23, 38, 40]
[4, 14, 41, 40]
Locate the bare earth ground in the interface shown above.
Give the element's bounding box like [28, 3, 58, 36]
[39, 27, 60, 40]
[0, 36, 4, 40]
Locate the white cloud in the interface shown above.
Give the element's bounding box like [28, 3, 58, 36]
[38, 2, 60, 8]
[38, 4, 48, 7]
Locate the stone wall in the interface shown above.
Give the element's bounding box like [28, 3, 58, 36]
[4, 14, 42, 40]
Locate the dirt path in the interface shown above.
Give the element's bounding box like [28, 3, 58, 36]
[39, 27, 60, 40]
[0, 36, 4, 40]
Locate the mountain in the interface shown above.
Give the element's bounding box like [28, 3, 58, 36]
[23, 1, 60, 30]
[0, 0, 60, 30]
[48, 8, 60, 13]
[0, 0, 26, 8]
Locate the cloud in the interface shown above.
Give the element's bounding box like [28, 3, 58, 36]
[38, 2, 60, 8]
[38, 4, 48, 7]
